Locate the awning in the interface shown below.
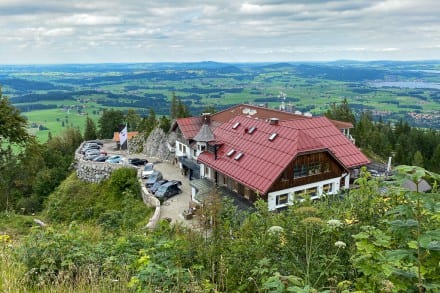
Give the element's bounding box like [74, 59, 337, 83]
[179, 156, 200, 171]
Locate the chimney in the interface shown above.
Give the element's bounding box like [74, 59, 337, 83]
[202, 113, 211, 124]
[269, 118, 279, 125]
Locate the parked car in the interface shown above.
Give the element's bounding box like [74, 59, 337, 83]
[145, 171, 163, 188]
[81, 144, 100, 154]
[141, 163, 154, 178]
[149, 179, 169, 194]
[129, 157, 148, 166]
[84, 149, 101, 156]
[92, 155, 109, 162]
[106, 155, 123, 164]
[85, 153, 100, 161]
[85, 140, 103, 146]
[155, 181, 181, 202]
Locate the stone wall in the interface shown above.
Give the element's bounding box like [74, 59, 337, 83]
[76, 160, 136, 183]
[140, 183, 161, 230]
[74, 142, 136, 183]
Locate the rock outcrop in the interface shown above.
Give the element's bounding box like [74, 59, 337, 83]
[142, 128, 176, 162]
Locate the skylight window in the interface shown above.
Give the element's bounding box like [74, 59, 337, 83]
[248, 126, 257, 134]
[227, 149, 235, 157]
[234, 152, 243, 161]
[269, 133, 278, 141]
[232, 122, 240, 129]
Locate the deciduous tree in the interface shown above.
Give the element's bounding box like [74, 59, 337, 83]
[98, 109, 124, 138]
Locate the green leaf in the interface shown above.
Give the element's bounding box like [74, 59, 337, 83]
[427, 241, 440, 251]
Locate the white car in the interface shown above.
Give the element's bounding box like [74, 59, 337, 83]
[141, 163, 154, 178]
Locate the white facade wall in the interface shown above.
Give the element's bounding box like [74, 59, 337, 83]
[267, 177, 342, 211]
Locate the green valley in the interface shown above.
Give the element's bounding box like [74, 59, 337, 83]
[2, 61, 440, 141]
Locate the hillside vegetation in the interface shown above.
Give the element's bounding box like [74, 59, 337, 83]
[2, 166, 439, 292]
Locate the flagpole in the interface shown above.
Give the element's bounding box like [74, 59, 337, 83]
[126, 123, 129, 155]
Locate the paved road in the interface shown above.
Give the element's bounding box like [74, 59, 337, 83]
[101, 140, 196, 227]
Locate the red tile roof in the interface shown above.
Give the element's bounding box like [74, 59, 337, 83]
[283, 117, 369, 168]
[197, 115, 369, 195]
[175, 104, 353, 141]
[175, 116, 203, 140]
[211, 104, 306, 123]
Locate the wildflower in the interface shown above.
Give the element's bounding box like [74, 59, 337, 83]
[344, 218, 358, 225]
[334, 241, 346, 249]
[267, 225, 284, 235]
[381, 279, 394, 293]
[296, 206, 318, 214]
[0, 234, 11, 244]
[327, 219, 343, 228]
[301, 217, 324, 226]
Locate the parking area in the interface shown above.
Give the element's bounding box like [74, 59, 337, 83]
[100, 140, 196, 227]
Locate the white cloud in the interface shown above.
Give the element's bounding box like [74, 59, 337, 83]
[0, 0, 439, 63]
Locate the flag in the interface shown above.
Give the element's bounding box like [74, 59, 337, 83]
[119, 125, 128, 146]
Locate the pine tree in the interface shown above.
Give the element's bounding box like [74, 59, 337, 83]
[125, 109, 141, 131]
[430, 144, 440, 173]
[412, 151, 424, 167]
[159, 116, 171, 132]
[170, 92, 178, 119]
[177, 98, 190, 118]
[83, 116, 97, 140]
[325, 98, 355, 124]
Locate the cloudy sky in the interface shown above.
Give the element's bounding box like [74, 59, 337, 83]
[1, 0, 439, 64]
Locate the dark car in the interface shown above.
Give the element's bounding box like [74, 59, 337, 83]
[129, 157, 148, 166]
[149, 179, 169, 194]
[145, 171, 163, 188]
[155, 181, 181, 202]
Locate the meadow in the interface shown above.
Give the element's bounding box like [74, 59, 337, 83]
[2, 61, 440, 141]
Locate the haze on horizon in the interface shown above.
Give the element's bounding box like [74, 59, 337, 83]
[1, 0, 439, 65]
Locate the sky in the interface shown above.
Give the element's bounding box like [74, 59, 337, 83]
[1, 0, 439, 64]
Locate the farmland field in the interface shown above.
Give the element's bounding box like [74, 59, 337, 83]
[1, 61, 440, 141]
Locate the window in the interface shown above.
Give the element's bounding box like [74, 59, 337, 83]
[323, 184, 333, 193]
[294, 164, 307, 178]
[276, 194, 288, 205]
[200, 145, 206, 151]
[232, 122, 240, 129]
[179, 143, 182, 152]
[182, 145, 186, 153]
[323, 162, 330, 173]
[193, 149, 197, 156]
[308, 162, 321, 175]
[227, 149, 235, 157]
